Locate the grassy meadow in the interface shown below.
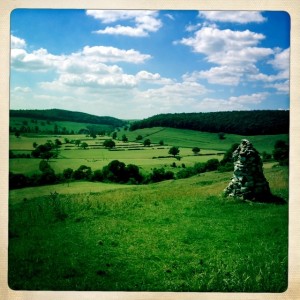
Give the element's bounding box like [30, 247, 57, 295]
[9, 122, 289, 292]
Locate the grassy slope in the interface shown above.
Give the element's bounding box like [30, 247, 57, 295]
[9, 166, 288, 292]
[120, 127, 288, 153]
[10, 117, 113, 133]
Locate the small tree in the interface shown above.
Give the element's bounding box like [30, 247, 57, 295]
[103, 139, 116, 149]
[136, 135, 143, 141]
[143, 139, 151, 147]
[112, 132, 117, 139]
[168, 146, 180, 157]
[80, 142, 89, 150]
[273, 140, 289, 166]
[75, 140, 81, 147]
[218, 132, 226, 140]
[192, 147, 200, 155]
[159, 140, 164, 146]
[122, 134, 128, 142]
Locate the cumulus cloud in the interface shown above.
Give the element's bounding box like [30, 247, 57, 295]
[199, 11, 266, 24]
[247, 48, 290, 93]
[11, 35, 26, 49]
[86, 10, 162, 37]
[199, 92, 269, 112]
[178, 26, 274, 87]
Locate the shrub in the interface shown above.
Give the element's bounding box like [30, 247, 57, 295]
[204, 159, 220, 171]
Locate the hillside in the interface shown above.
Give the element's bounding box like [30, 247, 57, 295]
[9, 166, 288, 291]
[10, 109, 126, 128]
[130, 110, 289, 135]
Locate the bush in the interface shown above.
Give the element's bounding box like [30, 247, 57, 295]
[176, 167, 196, 179]
[150, 168, 174, 182]
[205, 159, 220, 171]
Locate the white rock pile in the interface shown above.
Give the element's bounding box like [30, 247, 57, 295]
[224, 139, 271, 201]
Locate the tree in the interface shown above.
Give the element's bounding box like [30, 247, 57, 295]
[15, 131, 20, 138]
[112, 132, 117, 139]
[73, 165, 92, 180]
[63, 168, 73, 186]
[33, 142, 38, 148]
[159, 140, 164, 146]
[75, 140, 81, 147]
[192, 147, 200, 155]
[168, 146, 180, 157]
[103, 139, 116, 149]
[218, 132, 226, 140]
[122, 134, 128, 142]
[136, 135, 143, 141]
[143, 139, 151, 147]
[273, 140, 289, 166]
[80, 142, 89, 149]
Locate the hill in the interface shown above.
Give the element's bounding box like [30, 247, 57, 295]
[130, 110, 289, 135]
[10, 109, 126, 128]
[9, 166, 288, 291]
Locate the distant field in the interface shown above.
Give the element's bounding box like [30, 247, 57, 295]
[9, 128, 288, 176]
[119, 127, 288, 153]
[10, 117, 113, 133]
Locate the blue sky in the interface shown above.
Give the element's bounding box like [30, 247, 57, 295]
[10, 10, 290, 119]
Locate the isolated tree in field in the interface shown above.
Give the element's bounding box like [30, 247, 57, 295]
[80, 142, 89, 149]
[103, 139, 116, 149]
[75, 140, 81, 147]
[218, 132, 225, 140]
[169, 146, 180, 157]
[15, 131, 20, 138]
[159, 140, 164, 146]
[192, 147, 200, 155]
[143, 139, 151, 147]
[136, 135, 143, 141]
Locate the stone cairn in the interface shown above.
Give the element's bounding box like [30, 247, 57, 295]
[224, 139, 271, 201]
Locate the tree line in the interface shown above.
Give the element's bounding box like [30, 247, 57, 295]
[10, 109, 126, 128]
[130, 110, 289, 135]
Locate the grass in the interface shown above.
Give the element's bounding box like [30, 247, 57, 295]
[119, 127, 289, 153]
[8, 166, 288, 292]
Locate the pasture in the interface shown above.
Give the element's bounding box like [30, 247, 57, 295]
[8, 165, 288, 291]
[9, 128, 288, 176]
[8, 125, 289, 291]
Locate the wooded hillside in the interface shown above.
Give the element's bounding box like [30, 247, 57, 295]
[130, 110, 289, 135]
[10, 109, 126, 127]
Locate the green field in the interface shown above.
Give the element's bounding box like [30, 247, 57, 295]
[9, 166, 288, 291]
[8, 124, 289, 291]
[9, 128, 288, 176]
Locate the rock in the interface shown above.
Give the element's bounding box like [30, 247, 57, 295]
[224, 139, 271, 201]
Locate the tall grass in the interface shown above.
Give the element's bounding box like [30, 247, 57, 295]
[8, 166, 288, 291]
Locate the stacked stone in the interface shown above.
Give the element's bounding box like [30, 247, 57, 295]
[224, 139, 271, 201]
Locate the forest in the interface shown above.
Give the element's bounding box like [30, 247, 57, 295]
[130, 110, 289, 135]
[10, 109, 126, 128]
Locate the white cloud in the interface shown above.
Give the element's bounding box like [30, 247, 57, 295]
[247, 48, 290, 93]
[13, 86, 32, 93]
[11, 35, 26, 49]
[178, 26, 274, 86]
[86, 10, 162, 37]
[180, 27, 266, 55]
[11, 48, 62, 72]
[81, 46, 151, 64]
[199, 92, 268, 112]
[199, 11, 266, 24]
[184, 65, 257, 86]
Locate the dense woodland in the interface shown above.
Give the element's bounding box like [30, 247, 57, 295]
[130, 110, 289, 135]
[10, 109, 125, 128]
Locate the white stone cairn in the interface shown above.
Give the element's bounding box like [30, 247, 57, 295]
[224, 139, 271, 201]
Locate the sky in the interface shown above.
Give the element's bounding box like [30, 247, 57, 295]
[10, 10, 290, 119]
